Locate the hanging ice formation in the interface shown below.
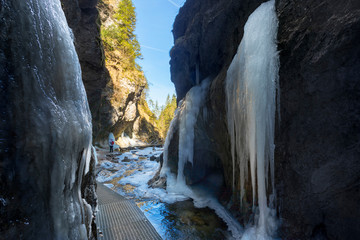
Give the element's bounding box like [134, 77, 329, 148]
[161, 79, 210, 191]
[0, 0, 93, 238]
[177, 78, 210, 185]
[225, 0, 279, 237]
[160, 105, 181, 178]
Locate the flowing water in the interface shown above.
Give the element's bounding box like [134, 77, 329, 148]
[96, 147, 231, 239]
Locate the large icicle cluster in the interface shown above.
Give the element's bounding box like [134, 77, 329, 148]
[0, 0, 93, 238]
[225, 0, 279, 236]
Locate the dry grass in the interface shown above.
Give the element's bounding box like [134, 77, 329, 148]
[122, 184, 135, 193]
[105, 176, 124, 189]
[123, 169, 137, 177]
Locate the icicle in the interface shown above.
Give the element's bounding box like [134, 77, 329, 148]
[177, 78, 210, 185]
[225, 0, 279, 236]
[160, 104, 181, 177]
[92, 146, 98, 165]
[196, 62, 200, 85]
[202, 107, 208, 122]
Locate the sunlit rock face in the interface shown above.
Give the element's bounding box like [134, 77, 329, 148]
[0, 0, 95, 239]
[275, 0, 360, 239]
[61, 0, 160, 143]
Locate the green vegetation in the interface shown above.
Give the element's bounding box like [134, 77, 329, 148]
[148, 94, 177, 139]
[101, 0, 141, 69]
[99, 0, 146, 109]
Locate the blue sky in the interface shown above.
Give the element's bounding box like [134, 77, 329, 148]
[133, 0, 186, 107]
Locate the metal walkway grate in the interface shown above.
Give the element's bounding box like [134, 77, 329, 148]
[96, 183, 162, 240]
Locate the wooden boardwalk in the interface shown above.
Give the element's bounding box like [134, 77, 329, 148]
[96, 183, 162, 240]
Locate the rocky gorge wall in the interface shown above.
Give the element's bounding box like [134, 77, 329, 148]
[0, 0, 158, 238]
[275, 1, 360, 239]
[170, 0, 360, 239]
[61, 0, 109, 137]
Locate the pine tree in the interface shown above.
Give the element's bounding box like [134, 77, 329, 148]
[165, 94, 170, 106]
[155, 94, 177, 138]
[101, 0, 141, 68]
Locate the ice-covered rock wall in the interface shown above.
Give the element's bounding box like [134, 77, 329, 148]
[60, 0, 109, 139]
[0, 0, 94, 238]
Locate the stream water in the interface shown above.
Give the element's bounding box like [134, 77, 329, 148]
[96, 147, 232, 239]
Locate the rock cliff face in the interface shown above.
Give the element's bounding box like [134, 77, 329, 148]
[275, 0, 360, 239]
[95, 0, 161, 143]
[170, 0, 360, 238]
[61, 0, 160, 143]
[170, 0, 266, 101]
[61, 0, 109, 137]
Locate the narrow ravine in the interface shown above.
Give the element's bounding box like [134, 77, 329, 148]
[1, 0, 358, 238]
[97, 1, 280, 239]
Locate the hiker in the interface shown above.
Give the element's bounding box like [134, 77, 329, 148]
[109, 138, 114, 152]
[108, 132, 116, 153]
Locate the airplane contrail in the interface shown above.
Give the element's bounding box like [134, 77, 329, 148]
[167, 0, 180, 8]
[141, 45, 168, 53]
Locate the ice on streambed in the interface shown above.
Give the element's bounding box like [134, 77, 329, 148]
[97, 147, 189, 203]
[96, 168, 123, 183]
[100, 161, 116, 169]
[130, 147, 163, 157]
[119, 148, 189, 203]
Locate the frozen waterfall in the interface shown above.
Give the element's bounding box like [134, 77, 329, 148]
[225, 0, 279, 237]
[161, 79, 211, 195]
[160, 79, 244, 238]
[177, 78, 210, 186]
[0, 0, 93, 239]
